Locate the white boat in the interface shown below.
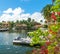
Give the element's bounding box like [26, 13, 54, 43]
[13, 36, 32, 45]
[0, 28, 9, 31]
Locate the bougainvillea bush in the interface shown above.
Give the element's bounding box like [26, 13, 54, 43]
[29, 24, 60, 54]
[28, 0, 60, 54]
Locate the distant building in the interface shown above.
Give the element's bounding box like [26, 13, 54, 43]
[1, 21, 10, 28]
[15, 24, 27, 30]
[32, 22, 42, 30]
[33, 25, 42, 30]
[15, 22, 42, 30]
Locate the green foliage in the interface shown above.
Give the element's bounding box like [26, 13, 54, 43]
[27, 18, 31, 22]
[57, 17, 60, 22]
[0, 22, 2, 25]
[19, 18, 35, 30]
[29, 29, 49, 46]
[0, 18, 39, 31]
[51, 0, 60, 12]
[16, 20, 20, 24]
[8, 21, 15, 30]
[42, 4, 52, 20]
[20, 20, 27, 24]
[50, 24, 59, 32]
[43, 25, 48, 28]
[48, 45, 55, 54]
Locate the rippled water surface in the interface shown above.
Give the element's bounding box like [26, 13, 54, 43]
[0, 32, 33, 54]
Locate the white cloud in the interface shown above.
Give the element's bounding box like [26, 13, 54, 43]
[31, 12, 44, 22]
[3, 8, 13, 14]
[20, 13, 30, 20]
[13, 7, 24, 15]
[0, 7, 44, 22]
[3, 7, 24, 15]
[0, 14, 11, 21]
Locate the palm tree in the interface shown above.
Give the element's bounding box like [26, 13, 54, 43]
[27, 18, 31, 22]
[16, 20, 20, 24]
[41, 4, 52, 22]
[52, 0, 55, 5]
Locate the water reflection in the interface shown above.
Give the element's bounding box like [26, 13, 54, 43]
[0, 31, 33, 54]
[0, 31, 27, 45]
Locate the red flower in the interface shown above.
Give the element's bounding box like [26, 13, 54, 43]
[41, 46, 45, 49]
[57, 12, 60, 16]
[51, 14, 57, 20]
[49, 30, 53, 34]
[32, 49, 37, 53]
[52, 12, 55, 15]
[52, 32, 57, 34]
[44, 49, 48, 54]
[46, 41, 51, 46]
[40, 49, 48, 54]
[40, 49, 45, 54]
[55, 46, 59, 51]
[49, 30, 52, 32]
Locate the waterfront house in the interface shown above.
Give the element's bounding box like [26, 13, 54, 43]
[32, 22, 42, 30]
[15, 24, 27, 30]
[2, 21, 10, 28]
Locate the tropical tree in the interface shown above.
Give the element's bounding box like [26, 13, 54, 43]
[52, 0, 56, 5]
[27, 18, 31, 22]
[8, 21, 15, 30]
[20, 20, 27, 24]
[42, 4, 52, 22]
[0, 22, 2, 25]
[16, 20, 20, 24]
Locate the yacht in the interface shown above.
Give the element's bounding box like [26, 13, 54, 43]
[13, 36, 32, 45]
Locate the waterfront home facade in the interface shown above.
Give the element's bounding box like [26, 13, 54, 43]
[15, 24, 27, 30]
[2, 21, 10, 28]
[32, 22, 42, 30]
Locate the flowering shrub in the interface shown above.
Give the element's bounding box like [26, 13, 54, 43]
[30, 23, 60, 54]
[51, 12, 57, 21]
[51, 12, 60, 22]
[29, 19, 60, 54]
[29, 0, 60, 52]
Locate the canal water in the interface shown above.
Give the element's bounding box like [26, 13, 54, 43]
[0, 31, 33, 54]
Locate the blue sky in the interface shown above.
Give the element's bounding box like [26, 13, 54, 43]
[0, 0, 52, 22]
[0, 0, 52, 14]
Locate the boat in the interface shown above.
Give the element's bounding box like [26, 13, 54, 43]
[0, 28, 9, 32]
[13, 36, 32, 45]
